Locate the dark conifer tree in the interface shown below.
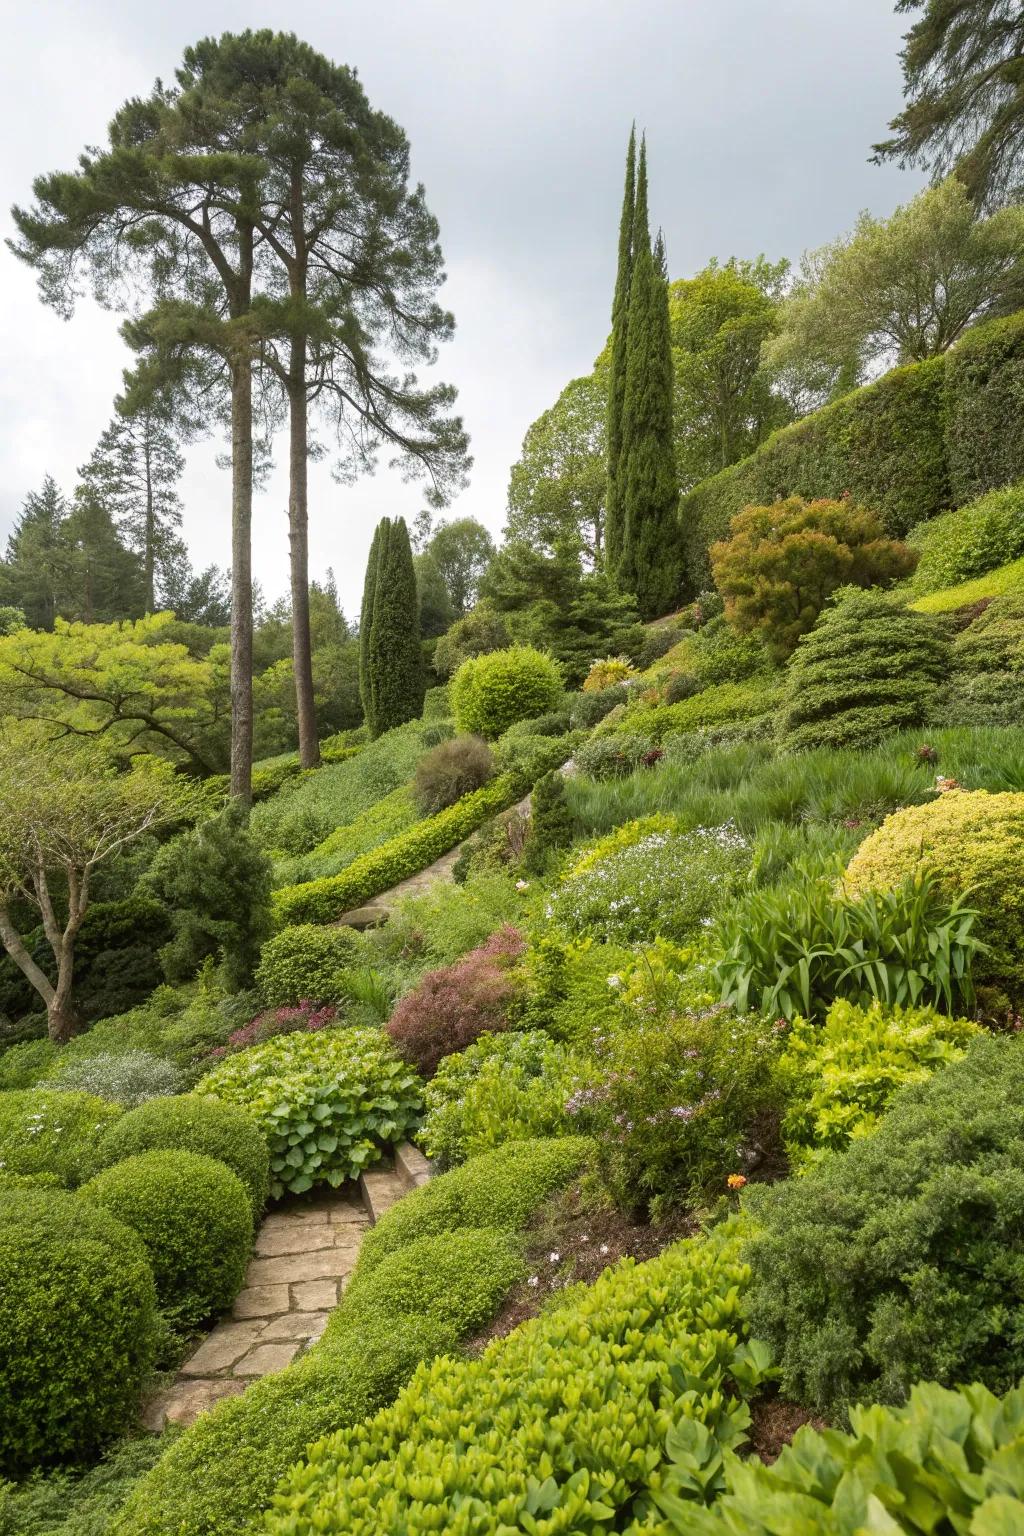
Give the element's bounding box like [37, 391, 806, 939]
[617, 141, 679, 619]
[605, 126, 636, 572]
[1, 477, 70, 630]
[358, 519, 386, 726]
[367, 517, 424, 736]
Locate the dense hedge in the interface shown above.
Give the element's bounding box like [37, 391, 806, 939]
[0, 1088, 122, 1186]
[680, 310, 1024, 591]
[94, 1093, 270, 1214]
[0, 1188, 158, 1473]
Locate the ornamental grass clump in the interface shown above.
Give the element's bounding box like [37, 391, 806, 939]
[551, 822, 750, 945]
[385, 926, 526, 1076]
[200, 1027, 422, 1197]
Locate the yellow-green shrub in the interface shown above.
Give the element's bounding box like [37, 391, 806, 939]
[844, 789, 1024, 993]
[450, 646, 563, 738]
[568, 813, 680, 877]
[583, 656, 636, 692]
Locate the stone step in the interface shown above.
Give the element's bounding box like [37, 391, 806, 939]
[394, 1139, 432, 1192]
[358, 1165, 407, 1225]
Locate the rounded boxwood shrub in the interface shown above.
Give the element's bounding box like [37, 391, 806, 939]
[78, 1150, 252, 1329]
[93, 1093, 270, 1214]
[47, 1048, 185, 1107]
[413, 734, 494, 815]
[0, 1187, 158, 1473]
[255, 923, 360, 1007]
[0, 1088, 122, 1187]
[341, 1228, 524, 1339]
[844, 788, 1024, 993]
[450, 646, 563, 739]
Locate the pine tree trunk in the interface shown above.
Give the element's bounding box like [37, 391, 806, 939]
[230, 353, 254, 804]
[288, 339, 319, 770]
[143, 429, 156, 612]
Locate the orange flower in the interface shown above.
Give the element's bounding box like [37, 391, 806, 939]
[727, 1174, 747, 1190]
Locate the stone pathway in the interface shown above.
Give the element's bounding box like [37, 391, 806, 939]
[143, 1186, 369, 1430]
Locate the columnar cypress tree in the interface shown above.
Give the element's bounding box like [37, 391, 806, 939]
[604, 126, 636, 573]
[617, 143, 679, 619]
[367, 517, 424, 736]
[358, 519, 386, 725]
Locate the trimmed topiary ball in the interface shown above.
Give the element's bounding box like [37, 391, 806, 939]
[255, 924, 360, 1007]
[844, 788, 1024, 996]
[0, 1088, 122, 1187]
[0, 1186, 158, 1473]
[93, 1093, 270, 1215]
[450, 646, 563, 739]
[79, 1150, 252, 1329]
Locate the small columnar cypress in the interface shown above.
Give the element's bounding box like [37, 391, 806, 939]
[605, 126, 636, 573]
[358, 520, 385, 725]
[367, 517, 425, 736]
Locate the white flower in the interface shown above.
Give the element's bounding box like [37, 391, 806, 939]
[599, 1243, 610, 1255]
[549, 1251, 560, 1264]
[515, 879, 530, 892]
[580, 1234, 590, 1243]
[527, 1275, 539, 1288]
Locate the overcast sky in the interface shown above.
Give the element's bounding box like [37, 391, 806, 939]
[0, 0, 923, 617]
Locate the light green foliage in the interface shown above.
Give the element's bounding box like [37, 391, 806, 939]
[844, 788, 1024, 994]
[668, 1380, 1024, 1534]
[744, 1036, 1024, 1414]
[373, 868, 531, 978]
[254, 924, 360, 1007]
[432, 609, 510, 680]
[46, 1049, 184, 1107]
[0, 1037, 57, 1090]
[781, 589, 949, 751]
[618, 679, 783, 747]
[93, 1093, 270, 1214]
[49, 977, 260, 1079]
[909, 483, 1024, 594]
[273, 787, 418, 888]
[79, 1150, 251, 1330]
[568, 813, 681, 876]
[265, 1227, 762, 1534]
[451, 645, 563, 738]
[0, 1188, 158, 1474]
[0, 1088, 121, 1186]
[513, 930, 637, 1046]
[343, 1228, 524, 1337]
[420, 1031, 588, 1166]
[776, 998, 979, 1164]
[943, 592, 1024, 724]
[200, 1028, 422, 1197]
[506, 368, 608, 564]
[551, 822, 750, 945]
[716, 870, 983, 1021]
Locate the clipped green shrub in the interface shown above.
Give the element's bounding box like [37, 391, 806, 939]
[450, 645, 563, 738]
[621, 678, 783, 746]
[0, 1088, 121, 1187]
[776, 997, 980, 1165]
[844, 788, 1024, 993]
[265, 1227, 765, 1534]
[744, 1035, 1024, 1415]
[342, 1228, 524, 1337]
[574, 729, 655, 780]
[568, 682, 629, 729]
[0, 1036, 56, 1090]
[94, 1093, 270, 1214]
[79, 1150, 251, 1329]
[945, 309, 1024, 504]
[673, 1380, 1024, 1534]
[46, 1049, 185, 1108]
[909, 482, 1024, 594]
[255, 924, 360, 1007]
[781, 589, 949, 752]
[200, 1028, 422, 1197]
[412, 733, 494, 815]
[0, 1188, 158, 1473]
[950, 589, 1024, 673]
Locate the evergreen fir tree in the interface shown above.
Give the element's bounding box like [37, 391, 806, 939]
[524, 769, 573, 874]
[367, 517, 424, 736]
[358, 520, 386, 727]
[618, 141, 680, 620]
[1, 476, 71, 629]
[605, 126, 636, 573]
[63, 491, 146, 624]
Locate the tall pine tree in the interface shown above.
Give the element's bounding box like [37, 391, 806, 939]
[358, 519, 386, 725]
[605, 126, 636, 572]
[617, 141, 679, 619]
[1, 477, 70, 629]
[366, 517, 424, 737]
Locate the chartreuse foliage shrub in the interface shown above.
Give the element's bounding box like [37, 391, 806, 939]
[451, 645, 563, 738]
[715, 869, 983, 1021]
[0, 1188, 158, 1473]
[79, 1150, 251, 1330]
[200, 1028, 422, 1197]
[255, 923, 359, 1007]
[775, 998, 980, 1166]
[744, 1036, 1024, 1416]
[93, 1093, 270, 1214]
[671, 1380, 1024, 1535]
[908, 482, 1024, 594]
[781, 589, 949, 752]
[419, 1031, 589, 1166]
[266, 1226, 769, 1534]
[273, 786, 418, 888]
[611, 679, 783, 750]
[0, 1036, 56, 1090]
[844, 789, 1024, 994]
[583, 655, 637, 691]
[0, 1089, 121, 1187]
[110, 1140, 587, 1536]
[912, 553, 1024, 613]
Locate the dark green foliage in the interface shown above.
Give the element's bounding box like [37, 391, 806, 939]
[0, 1089, 121, 1187]
[364, 518, 424, 737]
[146, 803, 273, 991]
[0, 1434, 167, 1536]
[568, 683, 629, 729]
[744, 1035, 1024, 1416]
[617, 143, 680, 618]
[432, 608, 510, 680]
[781, 589, 949, 751]
[605, 125, 636, 572]
[254, 923, 360, 1007]
[413, 733, 495, 815]
[358, 520, 384, 721]
[945, 311, 1024, 502]
[0, 1188, 158, 1473]
[93, 1094, 270, 1215]
[79, 1150, 251, 1330]
[523, 770, 573, 872]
